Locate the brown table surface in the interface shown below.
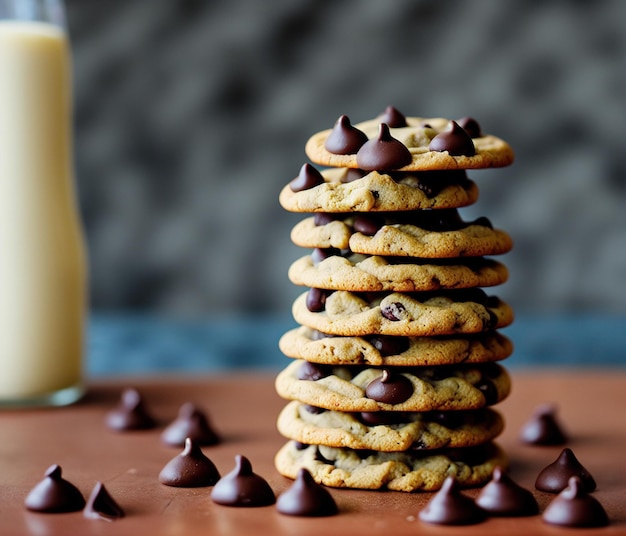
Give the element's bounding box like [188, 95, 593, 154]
[1, 370, 625, 535]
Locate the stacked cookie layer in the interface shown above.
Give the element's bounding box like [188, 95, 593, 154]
[275, 107, 515, 492]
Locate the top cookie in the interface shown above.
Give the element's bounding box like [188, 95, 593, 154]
[305, 113, 514, 172]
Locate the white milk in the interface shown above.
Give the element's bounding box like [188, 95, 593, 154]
[0, 21, 86, 404]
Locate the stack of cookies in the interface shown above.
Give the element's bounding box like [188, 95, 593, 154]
[274, 107, 515, 492]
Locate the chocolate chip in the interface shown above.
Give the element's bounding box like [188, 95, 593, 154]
[311, 247, 339, 265]
[377, 105, 408, 128]
[24, 465, 86, 513]
[358, 411, 411, 426]
[289, 163, 325, 192]
[520, 404, 568, 446]
[456, 117, 483, 138]
[340, 168, 367, 183]
[429, 411, 464, 429]
[158, 438, 221, 488]
[365, 369, 414, 404]
[309, 330, 335, 341]
[297, 361, 331, 381]
[161, 403, 220, 447]
[324, 115, 368, 155]
[381, 301, 407, 321]
[403, 169, 469, 197]
[313, 212, 340, 226]
[306, 288, 328, 312]
[294, 442, 309, 450]
[353, 214, 382, 236]
[535, 448, 597, 494]
[542, 476, 609, 528]
[418, 476, 486, 525]
[276, 468, 338, 517]
[83, 482, 125, 520]
[477, 378, 498, 406]
[303, 404, 326, 414]
[368, 335, 410, 356]
[210, 455, 275, 507]
[475, 466, 539, 517]
[356, 123, 412, 171]
[105, 388, 157, 431]
[429, 120, 476, 156]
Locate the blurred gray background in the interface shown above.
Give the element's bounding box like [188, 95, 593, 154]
[66, 0, 626, 316]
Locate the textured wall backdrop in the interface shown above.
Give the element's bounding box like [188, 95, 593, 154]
[66, 0, 626, 315]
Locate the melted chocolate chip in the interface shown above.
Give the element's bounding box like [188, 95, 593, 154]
[210, 455, 275, 507]
[353, 214, 382, 236]
[313, 212, 342, 226]
[418, 476, 486, 525]
[476, 378, 498, 406]
[368, 335, 410, 356]
[311, 247, 340, 264]
[158, 438, 221, 487]
[475, 466, 539, 516]
[276, 468, 338, 517]
[324, 115, 368, 154]
[429, 411, 464, 429]
[356, 123, 412, 171]
[401, 169, 469, 197]
[24, 465, 86, 513]
[303, 404, 326, 414]
[535, 448, 596, 493]
[358, 411, 411, 426]
[520, 404, 568, 445]
[161, 403, 220, 447]
[542, 476, 609, 528]
[297, 361, 331, 381]
[456, 117, 483, 138]
[340, 168, 367, 183]
[83, 482, 125, 521]
[429, 121, 476, 156]
[290, 163, 325, 192]
[365, 369, 414, 404]
[377, 105, 407, 128]
[381, 301, 407, 321]
[105, 388, 156, 431]
[306, 288, 328, 312]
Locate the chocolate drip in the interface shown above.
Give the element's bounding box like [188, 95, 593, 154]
[290, 163, 325, 192]
[161, 403, 220, 447]
[377, 105, 407, 128]
[429, 121, 476, 156]
[324, 115, 368, 154]
[520, 404, 568, 445]
[210, 455, 275, 507]
[105, 388, 156, 431]
[418, 476, 486, 525]
[276, 468, 338, 517]
[83, 482, 125, 521]
[475, 466, 539, 516]
[159, 437, 221, 487]
[542, 476, 609, 528]
[535, 448, 596, 493]
[356, 124, 412, 171]
[365, 369, 414, 404]
[24, 465, 86, 513]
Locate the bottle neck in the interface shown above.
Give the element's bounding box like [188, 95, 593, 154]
[0, 0, 66, 29]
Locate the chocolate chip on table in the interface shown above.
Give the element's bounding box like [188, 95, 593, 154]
[276, 468, 338, 517]
[520, 404, 568, 445]
[542, 476, 609, 528]
[535, 448, 596, 493]
[365, 369, 414, 404]
[289, 163, 325, 192]
[377, 105, 408, 128]
[25, 465, 86, 513]
[456, 116, 483, 138]
[418, 475, 486, 525]
[210, 455, 275, 507]
[324, 115, 368, 155]
[306, 287, 328, 312]
[105, 388, 157, 431]
[83, 482, 125, 521]
[158, 438, 221, 488]
[356, 123, 412, 171]
[161, 403, 220, 447]
[429, 120, 476, 156]
[475, 466, 539, 517]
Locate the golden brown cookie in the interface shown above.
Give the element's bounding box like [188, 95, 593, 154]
[275, 360, 511, 412]
[288, 253, 509, 292]
[275, 440, 507, 491]
[277, 401, 504, 451]
[292, 289, 514, 337]
[279, 168, 479, 213]
[305, 115, 514, 172]
[278, 327, 513, 367]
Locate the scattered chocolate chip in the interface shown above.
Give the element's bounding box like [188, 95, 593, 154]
[24, 465, 86, 513]
[368, 335, 410, 356]
[306, 288, 328, 312]
[105, 388, 156, 431]
[429, 120, 476, 156]
[161, 403, 220, 447]
[542, 476, 609, 528]
[158, 437, 221, 488]
[83, 482, 125, 521]
[365, 369, 414, 404]
[324, 115, 368, 154]
[456, 117, 483, 138]
[353, 214, 382, 236]
[356, 123, 412, 171]
[381, 301, 407, 321]
[210, 455, 275, 507]
[535, 448, 596, 493]
[475, 466, 539, 516]
[290, 163, 325, 192]
[377, 105, 407, 128]
[276, 468, 338, 517]
[297, 361, 331, 381]
[311, 247, 340, 264]
[520, 404, 568, 446]
[419, 476, 486, 525]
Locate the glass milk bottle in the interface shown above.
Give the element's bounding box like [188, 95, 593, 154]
[0, 0, 86, 406]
